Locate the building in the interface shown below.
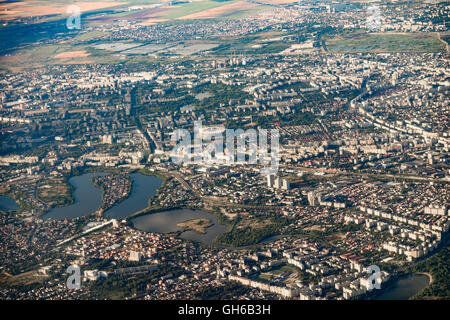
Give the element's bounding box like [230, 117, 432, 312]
[129, 251, 142, 262]
[267, 174, 275, 188]
[308, 191, 318, 206]
[282, 179, 290, 190]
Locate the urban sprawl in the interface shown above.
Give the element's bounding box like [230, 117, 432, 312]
[0, 0, 449, 300]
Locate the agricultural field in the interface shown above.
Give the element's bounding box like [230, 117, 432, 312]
[177, 0, 257, 20]
[93, 42, 143, 52]
[0, 0, 128, 21]
[76, 0, 259, 24]
[91, 40, 219, 56]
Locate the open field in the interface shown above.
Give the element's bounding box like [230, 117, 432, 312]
[177, 218, 213, 234]
[257, 0, 304, 3]
[54, 50, 90, 59]
[177, 0, 257, 20]
[160, 0, 231, 19]
[326, 32, 446, 53]
[93, 42, 142, 52]
[71, 30, 107, 41]
[80, 0, 249, 24]
[166, 42, 219, 55]
[37, 178, 73, 207]
[86, 4, 172, 24]
[0, 44, 85, 69]
[0, 271, 47, 288]
[0, 39, 165, 71]
[91, 40, 219, 56]
[256, 263, 307, 286]
[0, 1, 128, 20]
[121, 43, 172, 54]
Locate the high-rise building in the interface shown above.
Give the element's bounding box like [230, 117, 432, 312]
[274, 177, 282, 189]
[267, 174, 275, 188]
[129, 251, 141, 262]
[308, 191, 318, 206]
[282, 179, 290, 190]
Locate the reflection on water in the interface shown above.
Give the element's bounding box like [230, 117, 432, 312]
[374, 273, 430, 300]
[0, 195, 19, 212]
[41, 172, 162, 220]
[131, 208, 228, 245]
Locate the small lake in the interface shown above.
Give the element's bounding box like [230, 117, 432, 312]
[131, 208, 228, 245]
[42, 172, 162, 220]
[373, 273, 431, 300]
[41, 173, 103, 219]
[0, 195, 19, 212]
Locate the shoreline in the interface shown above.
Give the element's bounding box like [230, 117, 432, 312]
[40, 170, 162, 220]
[416, 272, 433, 285]
[367, 272, 432, 300]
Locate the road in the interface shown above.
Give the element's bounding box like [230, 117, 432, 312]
[56, 220, 114, 247]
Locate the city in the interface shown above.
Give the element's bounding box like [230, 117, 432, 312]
[0, 0, 448, 305]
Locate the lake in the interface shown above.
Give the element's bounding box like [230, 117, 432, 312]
[0, 195, 19, 212]
[373, 273, 431, 300]
[131, 208, 228, 245]
[41, 173, 103, 219]
[41, 172, 161, 220]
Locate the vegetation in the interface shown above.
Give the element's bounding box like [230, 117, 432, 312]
[215, 216, 287, 246]
[411, 245, 450, 300]
[37, 177, 74, 208]
[177, 218, 212, 234]
[195, 282, 252, 299]
[327, 33, 445, 53]
[89, 265, 183, 300]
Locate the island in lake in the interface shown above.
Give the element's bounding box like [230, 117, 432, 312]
[177, 218, 213, 234]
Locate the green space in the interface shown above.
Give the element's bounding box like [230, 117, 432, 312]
[164, 0, 235, 20]
[37, 178, 74, 208]
[327, 33, 445, 53]
[177, 218, 212, 234]
[215, 216, 287, 246]
[89, 265, 183, 300]
[411, 245, 450, 300]
[195, 282, 252, 299]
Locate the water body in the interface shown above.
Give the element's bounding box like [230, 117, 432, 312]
[42, 173, 103, 220]
[42, 172, 162, 220]
[103, 173, 162, 220]
[0, 195, 20, 212]
[373, 273, 431, 300]
[131, 209, 228, 245]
